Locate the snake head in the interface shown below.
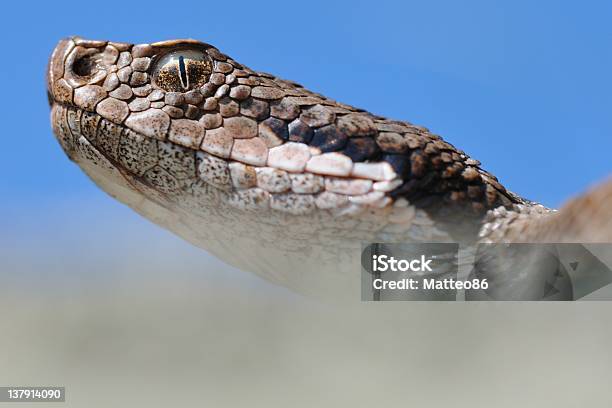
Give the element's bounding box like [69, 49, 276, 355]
[48, 36, 511, 212]
[45, 36, 612, 299]
[47, 37, 521, 283]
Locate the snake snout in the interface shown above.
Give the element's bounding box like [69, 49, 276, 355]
[47, 37, 116, 108]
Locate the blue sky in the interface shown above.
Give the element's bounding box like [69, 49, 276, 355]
[1, 0, 611, 209]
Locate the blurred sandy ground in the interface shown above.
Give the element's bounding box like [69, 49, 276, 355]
[2, 197, 612, 407]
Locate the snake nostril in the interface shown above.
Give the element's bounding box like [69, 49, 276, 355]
[72, 55, 97, 77]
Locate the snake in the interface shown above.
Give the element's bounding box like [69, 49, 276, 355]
[47, 36, 612, 298]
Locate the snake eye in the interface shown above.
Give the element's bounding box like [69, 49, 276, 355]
[153, 49, 212, 92]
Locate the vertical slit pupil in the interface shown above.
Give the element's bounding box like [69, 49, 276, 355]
[178, 55, 188, 89]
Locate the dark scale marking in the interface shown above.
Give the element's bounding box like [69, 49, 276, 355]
[79, 111, 102, 144]
[336, 113, 377, 137]
[389, 172, 438, 205]
[261, 117, 289, 140]
[144, 165, 182, 196]
[382, 154, 411, 178]
[310, 125, 347, 152]
[95, 119, 122, 161]
[409, 150, 428, 178]
[240, 98, 270, 121]
[178, 55, 189, 90]
[341, 137, 380, 162]
[288, 119, 313, 143]
[376, 132, 410, 154]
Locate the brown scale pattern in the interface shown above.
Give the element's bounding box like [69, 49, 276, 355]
[48, 36, 525, 239]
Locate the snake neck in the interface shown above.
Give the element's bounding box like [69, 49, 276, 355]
[478, 180, 612, 244]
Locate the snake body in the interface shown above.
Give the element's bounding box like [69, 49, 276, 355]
[47, 37, 611, 298]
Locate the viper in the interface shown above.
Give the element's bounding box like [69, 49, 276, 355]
[47, 37, 612, 298]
